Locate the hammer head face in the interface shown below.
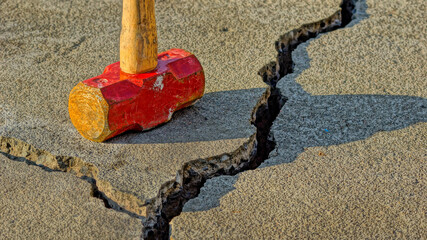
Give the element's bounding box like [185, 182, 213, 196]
[69, 49, 205, 142]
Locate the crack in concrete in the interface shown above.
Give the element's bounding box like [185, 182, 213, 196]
[0, 136, 145, 221]
[142, 0, 360, 239]
[0, 0, 362, 238]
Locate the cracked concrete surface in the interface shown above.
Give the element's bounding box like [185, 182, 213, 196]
[172, 124, 426, 239]
[1, 0, 425, 238]
[171, 0, 427, 238]
[0, 154, 142, 239]
[146, 2, 352, 236]
[0, 0, 343, 219]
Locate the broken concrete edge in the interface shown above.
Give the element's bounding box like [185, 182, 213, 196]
[0, 0, 358, 238]
[143, 86, 286, 239]
[142, 0, 358, 239]
[0, 136, 145, 220]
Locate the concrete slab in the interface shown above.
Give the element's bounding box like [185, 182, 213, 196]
[172, 124, 426, 239]
[171, 0, 427, 238]
[0, 0, 343, 216]
[0, 154, 142, 239]
[296, 0, 427, 98]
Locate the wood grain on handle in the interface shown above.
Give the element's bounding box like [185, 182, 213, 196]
[120, 0, 158, 74]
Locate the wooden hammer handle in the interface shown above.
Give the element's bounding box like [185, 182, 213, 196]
[120, 0, 158, 74]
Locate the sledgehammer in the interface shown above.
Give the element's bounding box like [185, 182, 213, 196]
[69, 0, 205, 142]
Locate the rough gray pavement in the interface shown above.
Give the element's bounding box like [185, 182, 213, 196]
[171, 0, 427, 238]
[172, 124, 426, 239]
[0, 0, 342, 216]
[0, 154, 142, 239]
[297, 0, 426, 97]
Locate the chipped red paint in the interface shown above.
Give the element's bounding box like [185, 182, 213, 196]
[82, 48, 205, 140]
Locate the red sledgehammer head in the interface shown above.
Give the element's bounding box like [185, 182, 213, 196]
[69, 49, 205, 142]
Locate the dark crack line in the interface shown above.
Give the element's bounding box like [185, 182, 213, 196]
[0, 138, 144, 222]
[142, 0, 361, 239]
[2, 151, 113, 209]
